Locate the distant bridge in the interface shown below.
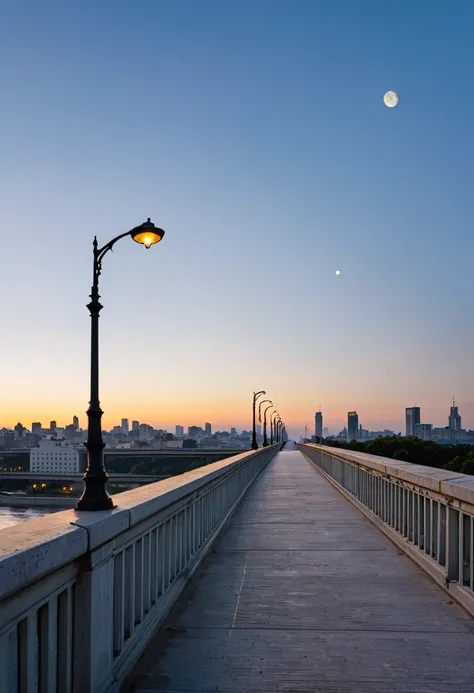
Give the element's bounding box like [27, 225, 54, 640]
[0, 448, 244, 457]
[0, 471, 168, 483]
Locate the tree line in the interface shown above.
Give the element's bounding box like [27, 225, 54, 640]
[323, 436, 474, 476]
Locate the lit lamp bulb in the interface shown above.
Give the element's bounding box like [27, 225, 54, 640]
[131, 218, 165, 248]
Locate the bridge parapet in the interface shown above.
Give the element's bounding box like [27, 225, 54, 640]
[299, 443, 474, 617]
[0, 445, 279, 693]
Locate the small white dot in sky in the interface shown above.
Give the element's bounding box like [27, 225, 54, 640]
[335, 270, 341, 275]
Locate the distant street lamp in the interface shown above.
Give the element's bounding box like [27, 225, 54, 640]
[276, 418, 282, 443]
[77, 219, 165, 511]
[270, 411, 279, 445]
[251, 391, 266, 450]
[258, 398, 272, 447]
[258, 399, 272, 425]
[262, 404, 274, 447]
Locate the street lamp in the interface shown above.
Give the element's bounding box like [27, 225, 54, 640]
[276, 418, 282, 443]
[270, 411, 279, 445]
[258, 399, 272, 424]
[262, 404, 274, 447]
[77, 219, 165, 511]
[258, 398, 272, 447]
[251, 391, 266, 450]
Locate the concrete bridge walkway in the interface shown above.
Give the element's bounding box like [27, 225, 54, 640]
[125, 449, 474, 692]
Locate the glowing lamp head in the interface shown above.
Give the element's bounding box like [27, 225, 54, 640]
[131, 218, 165, 249]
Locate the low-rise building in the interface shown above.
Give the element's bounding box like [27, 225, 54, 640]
[30, 438, 85, 473]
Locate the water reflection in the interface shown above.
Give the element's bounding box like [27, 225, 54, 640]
[0, 506, 63, 530]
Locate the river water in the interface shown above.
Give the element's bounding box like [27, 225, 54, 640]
[0, 506, 61, 530]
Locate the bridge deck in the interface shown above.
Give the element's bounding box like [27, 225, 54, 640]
[126, 449, 474, 692]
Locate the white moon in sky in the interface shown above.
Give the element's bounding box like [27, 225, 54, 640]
[335, 270, 341, 276]
[383, 91, 399, 108]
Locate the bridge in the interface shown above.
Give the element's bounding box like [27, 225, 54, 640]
[0, 472, 169, 483]
[1, 443, 474, 692]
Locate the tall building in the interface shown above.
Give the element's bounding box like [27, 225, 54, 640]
[121, 418, 129, 434]
[14, 422, 26, 438]
[449, 399, 461, 433]
[132, 420, 139, 432]
[31, 422, 42, 434]
[414, 423, 432, 441]
[175, 425, 184, 436]
[188, 426, 202, 439]
[230, 427, 237, 435]
[205, 422, 212, 435]
[347, 412, 359, 441]
[73, 415, 79, 431]
[405, 407, 421, 436]
[50, 420, 57, 432]
[315, 411, 323, 438]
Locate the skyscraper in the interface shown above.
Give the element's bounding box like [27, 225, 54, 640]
[449, 398, 461, 433]
[50, 420, 57, 432]
[175, 425, 184, 436]
[347, 412, 359, 441]
[121, 418, 129, 434]
[315, 411, 323, 438]
[73, 415, 79, 431]
[132, 420, 139, 432]
[31, 422, 42, 434]
[405, 407, 421, 436]
[205, 422, 212, 435]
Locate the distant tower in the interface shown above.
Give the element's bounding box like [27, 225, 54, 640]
[405, 407, 421, 436]
[315, 410, 323, 438]
[50, 420, 57, 432]
[73, 415, 79, 431]
[347, 412, 359, 441]
[121, 418, 129, 434]
[132, 420, 139, 432]
[205, 422, 212, 435]
[449, 397, 461, 433]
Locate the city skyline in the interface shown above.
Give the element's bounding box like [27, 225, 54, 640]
[2, 395, 473, 440]
[1, 2, 473, 436]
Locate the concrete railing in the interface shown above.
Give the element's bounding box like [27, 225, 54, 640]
[299, 443, 474, 617]
[0, 445, 279, 693]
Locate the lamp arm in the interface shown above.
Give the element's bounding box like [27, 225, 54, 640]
[93, 230, 133, 286]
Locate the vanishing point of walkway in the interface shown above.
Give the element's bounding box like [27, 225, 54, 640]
[126, 448, 474, 692]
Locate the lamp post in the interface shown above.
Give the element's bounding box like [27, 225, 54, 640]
[262, 404, 274, 447]
[77, 219, 165, 511]
[251, 391, 266, 450]
[270, 411, 279, 445]
[258, 399, 272, 426]
[258, 399, 272, 447]
[276, 418, 282, 443]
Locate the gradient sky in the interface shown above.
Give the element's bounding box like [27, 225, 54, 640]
[1, 0, 473, 438]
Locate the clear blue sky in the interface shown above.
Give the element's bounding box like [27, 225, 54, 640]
[1, 0, 473, 436]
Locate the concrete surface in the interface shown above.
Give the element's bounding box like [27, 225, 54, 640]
[125, 449, 474, 693]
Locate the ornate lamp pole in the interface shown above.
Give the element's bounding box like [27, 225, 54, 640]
[270, 411, 279, 445]
[258, 398, 272, 445]
[262, 404, 274, 447]
[77, 219, 165, 511]
[251, 391, 266, 450]
[276, 418, 282, 443]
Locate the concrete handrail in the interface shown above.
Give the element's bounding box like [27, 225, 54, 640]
[299, 443, 474, 618]
[0, 445, 280, 693]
